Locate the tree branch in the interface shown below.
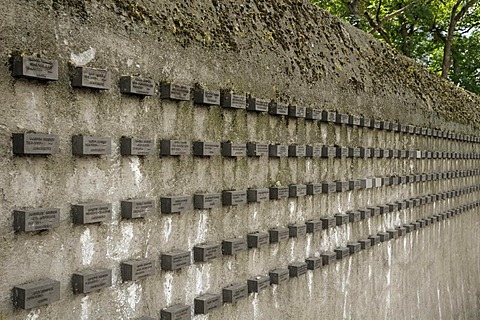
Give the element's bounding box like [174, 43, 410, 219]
[370, 1, 417, 35]
[364, 11, 392, 44]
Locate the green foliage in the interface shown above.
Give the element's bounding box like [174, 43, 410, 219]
[312, 0, 480, 95]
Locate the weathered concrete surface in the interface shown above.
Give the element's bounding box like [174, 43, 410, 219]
[0, 0, 479, 319]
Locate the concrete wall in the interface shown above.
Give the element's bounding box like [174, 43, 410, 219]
[0, 0, 479, 319]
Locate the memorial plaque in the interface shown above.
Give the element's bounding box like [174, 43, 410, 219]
[387, 203, 398, 212]
[268, 102, 288, 116]
[121, 259, 155, 281]
[12, 55, 58, 81]
[72, 136, 111, 155]
[288, 262, 308, 277]
[72, 66, 111, 90]
[161, 250, 191, 271]
[222, 238, 247, 255]
[305, 108, 322, 120]
[247, 232, 270, 248]
[72, 203, 112, 224]
[358, 209, 371, 220]
[374, 177, 383, 187]
[288, 145, 306, 157]
[378, 232, 390, 242]
[335, 147, 349, 158]
[193, 142, 221, 156]
[306, 220, 322, 234]
[321, 146, 336, 158]
[289, 224, 307, 238]
[13, 279, 60, 310]
[289, 184, 307, 197]
[321, 252, 336, 265]
[347, 242, 361, 254]
[379, 205, 390, 215]
[194, 293, 222, 315]
[13, 133, 60, 155]
[335, 113, 349, 125]
[269, 269, 289, 285]
[348, 115, 361, 126]
[247, 275, 270, 293]
[348, 147, 361, 158]
[269, 144, 288, 157]
[321, 111, 336, 122]
[368, 235, 381, 245]
[348, 211, 361, 223]
[368, 207, 380, 217]
[335, 247, 349, 260]
[335, 214, 349, 226]
[360, 178, 373, 189]
[120, 76, 155, 96]
[247, 97, 269, 112]
[321, 217, 335, 229]
[221, 143, 246, 157]
[13, 208, 60, 232]
[373, 148, 381, 158]
[72, 269, 112, 294]
[382, 177, 390, 186]
[194, 89, 220, 105]
[161, 304, 191, 320]
[335, 181, 349, 192]
[161, 195, 193, 213]
[288, 105, 306, 118]
[247, 143, 269, 157]
[396, 227, 407, 237]
[306, 145, 322, 157]
[358, 239, 371, 250]
[373, 119, 381, 129]
[387, 229, 399, 239]
[193, 243, 222, 262]
[161, 83, 190, 100]
[404, 224, 414, 233]
[160, 140, 191, 156]
[193, 193, 222, 210]
[322, 182, 337, 194]
[223, 283, 248, 304]
[306, 183, 322, 195]
[247, 188, 270, 203]
[269, 186, 289, 199]
[121, 199, 155, 219]
[390, 176, 399, 185]
[269, 227, 289, 243]
[220, 92, 246, 109]
[222, 190, 247, 206]
[306, 256, 323, 270]
[120, 137, 154, 156]
[349, 180, 361, 190]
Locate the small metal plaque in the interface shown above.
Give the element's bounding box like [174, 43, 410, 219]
[348, 211, 361, 223]
[160, 140, 191, 156]
[72, 135, 112, 155]
[368, 235, 380, 245]
[194, 243, 222, 262]
[247, 143, 269, 157]
[321, 111, 336, 122]
[223, 283, 248, 304]
[194, 193, 222, 209]
[13, 133, 60, 155]
[161, 195, 193, 213]
[72, 203, 112, 224]
[72, 66, 111, 90]
[321, 146, 336, 158]
[358, 239, 371, 250]
[335, 248, 349, 260]
[335, 214, 349, 226]
[348, 147, 361, 158]
[347, 243, 361, 254]
[368, 207, 380, 217]
[194, 89, 220, 105]
[288, 106, 306, 118]
[358, 209, 371, 219]
[335, 181, 349, 192]
[268, 102, 288, 116]
[288, 224, 307, 238]
[269, 227, 289, 243]
[13, 208, 60, 232]
[306, 145, 322, 157]
[288, 145, 306, 157]
[321, 217, 335, 229]
[335, 113, 349, 124]
[396, 227, 406, 237]
[335, 147, 348, 158]
[12, 55, 59, 81]
[120, 76, 155, 96]
[247, 232, 270, 248]
[289, 184, 307, 197]
[305, 108, 322, 120]
[121, 259, 155, 281]
[121, 199, 155, 219]
[160, 83, 191, 100]
[306, 220, 322, 233]
[13, 279, 60, 310]
[349, 180, 361, 190]
[222, 238, 247, 255]
[269, 144, 288, 157]
[220, 92, 246, 109]
[306, 256, 323, 270]
[222, 142, 246, 157]
[161, 250, 191, 271]
[222, 190, 247, 206]
[269, 186, 289, 199]
[348, 115, 361, 126]
[120, 137, 154, 156]
[269, 269, 289, 285]
[322, 182, 337, 194]
[247, 188, 270, 202]
[247, 97, 269, 112]
[161, 304, 191, 320]
[306, 183, 322, 195]
[378, 232, 390, 242]
[321, 252, 336, 265]
[72, 269, 112, 294]
[194, 293, 222, 315]
[192, 141, 221, 157]
[288, 262, 307, 277]
[247, 276, 270, 293]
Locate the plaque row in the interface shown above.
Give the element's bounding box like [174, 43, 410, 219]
[12, 168, 479, 232]
[10, 55, 479, 144]
[11, 133, 480, 160]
